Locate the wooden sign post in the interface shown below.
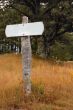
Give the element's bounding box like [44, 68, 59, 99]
[21, 16, 31, 95]
[5, 16, 44, 95]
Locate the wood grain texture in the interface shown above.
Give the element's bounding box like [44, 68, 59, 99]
[21, 16, 31, 95]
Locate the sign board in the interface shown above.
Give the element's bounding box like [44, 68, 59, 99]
[5, 22, 44, 37]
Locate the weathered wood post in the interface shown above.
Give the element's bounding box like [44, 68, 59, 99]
[21, 16, 31, 95]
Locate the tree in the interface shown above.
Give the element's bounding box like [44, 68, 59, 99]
[9, 0, 73, 57]
[0, 0, 73, 58]
[0, 3, 21, 53]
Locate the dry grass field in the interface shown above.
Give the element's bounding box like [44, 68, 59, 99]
[0, 53, 73, 110]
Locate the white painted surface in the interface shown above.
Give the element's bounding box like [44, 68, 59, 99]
[5, 22, 44, 37]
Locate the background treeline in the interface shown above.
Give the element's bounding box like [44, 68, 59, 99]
[0, 0, 73, 60]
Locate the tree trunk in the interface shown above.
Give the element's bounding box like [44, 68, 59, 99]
[21, 16, 31, 95]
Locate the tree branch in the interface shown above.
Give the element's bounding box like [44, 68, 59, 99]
[42, 0, 61, 16]
[8, 4, 33, 21]
[20, 0, 36, 14]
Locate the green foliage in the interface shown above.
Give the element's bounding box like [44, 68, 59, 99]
[50, 39, 73, 61]
[0, 0, 73, 60]
[32, 83, 45, 95]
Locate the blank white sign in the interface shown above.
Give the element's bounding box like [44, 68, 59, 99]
[5, 22, 44, 37]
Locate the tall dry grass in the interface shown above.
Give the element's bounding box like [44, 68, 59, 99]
[0, 53, 73, 110]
